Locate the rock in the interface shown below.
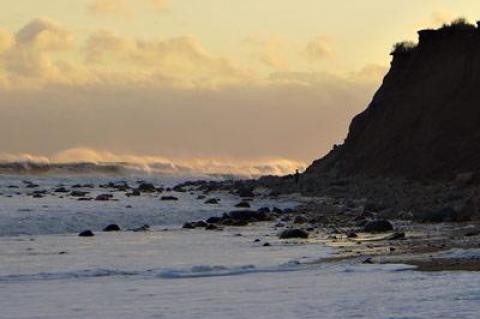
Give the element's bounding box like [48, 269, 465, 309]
[417, 207, 457, 223]
[206, 224, 218, 230]
[183, 222, 196, 229]
[71, 191, 89, 197]
[232, 220, 249, 227]
[54, 187, 69, 193]
[138, 183, 156, 193]
[132, 224, 150, 232]
[263, 242, 271, 247]
[274, 222, 286, 228]
[197, 195, 206, 200]
[235, 201, 251, 208]
[194, 221, 208, 228]
[96, 194, 113, 201]
[206, 216, 223, 224]
[347, 232, 358, 238]
[388, 232, 406, 240]
[257, 207, 271, 213]
[205, 198, 219, 204]
[363, 220, 394, 233]
[254, 239, 261, 242]
[237, 189, 255, 198]
[278, 229, 309, 239]
[293, 215, 308, 224]
[79, 230, 94, 237]
[272, 207, 283, 214]
[161, 196, 178, 201]
[362, 258, 374, 264]
[103, 224, 121, 232]
[228, 210, 268, 222]
[126, 190, 141, 197]
[455, 172, 474, 186]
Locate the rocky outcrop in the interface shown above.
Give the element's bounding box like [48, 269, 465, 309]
[307, 21, 480, 180]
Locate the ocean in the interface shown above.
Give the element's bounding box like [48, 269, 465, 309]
[0, 172, 479, 319]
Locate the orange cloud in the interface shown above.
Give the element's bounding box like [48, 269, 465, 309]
[243, 34, 289, 70]
[303, 36, 335, 62]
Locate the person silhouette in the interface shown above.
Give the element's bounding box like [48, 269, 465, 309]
[294, 169, 300, 185]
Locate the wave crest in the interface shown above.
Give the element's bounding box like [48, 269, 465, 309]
[0, 147, 305, 177]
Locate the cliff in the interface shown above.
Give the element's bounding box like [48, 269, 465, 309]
[306, 21, 480, 180]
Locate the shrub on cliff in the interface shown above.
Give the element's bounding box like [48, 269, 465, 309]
[440, 17, 476, 31]
[391, 41, 417, 55]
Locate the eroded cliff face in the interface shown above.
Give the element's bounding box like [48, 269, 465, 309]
[307, 25, 480, 180]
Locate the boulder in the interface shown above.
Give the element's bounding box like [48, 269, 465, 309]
[96, 194, 113, 201]
[161, 196, 179, 201]
[71, 191, 89, 197]
[293, 215, 308, 224]
[278, 229, 309, 239]
[138, 183, 156, 193]
[183, 222, 196, 229]
[235, 201, 251, 208]
[79, 230, 94, 237]
[206, 216, 223, 224]
[228, 210, 268, 222]
[205, 198, 219, 204]
[363, 220, 394, 233]
[237, 189, 255, 198]
[103, 224, 121, 232]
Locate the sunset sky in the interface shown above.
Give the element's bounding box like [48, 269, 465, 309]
[0, 0, 478, 173]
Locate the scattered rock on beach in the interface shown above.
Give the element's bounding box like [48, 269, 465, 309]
[235, 201, 251, 208]
[363, 220, 394, 233]
[161, 196, 178, 201]
[138, 183, 156, 193]
[278, 229, 309, 239]
[96, 194, 113, 201]
[206, 217, 223, 224]
[103, 224, 121, 232]
[205, 198, 219, 204]
[228, 210, 268, 222]
[79, 230, 95, 237]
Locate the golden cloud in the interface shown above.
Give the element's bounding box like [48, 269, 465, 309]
[303, 36, 335, 62]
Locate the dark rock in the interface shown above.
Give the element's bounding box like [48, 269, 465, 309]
[389, 232, 406, 240]
[138, 183, 156, 193]
[417, 207, 457, 223]
[54, 187, 69, 193]
[362, 258, 374, 264]
[363, 220, 394, 233]
[263, 242, 271, 247]
[126, 190, 141, 197]
[194, 221, 208, 228]
[228, 210, 268, 222]
[205, 198, 219, 204]
[272, 207, 283, 214]
[257, 207, 271, 213]
[206, 216, 223, 224]
[161, 196, 178, 201]
[103, 224, 121, 232]
[237, 189, 255, 198]
[183, 222, 196, 229]
[235, 201, 251, 208]
[71, 191, 89, 197]
[96, 194, 113, 201]
[293, 215, 308, 224]
[197, 195, 206, 200]
[206, 224, 218, 230]
[78, 230, 94, 237]
[278, 229, 309, 239]
[132, 224, 150, 232]
[347, 232, 358, 238]
[275, 222, 286, 228]
[254, 239, 261, 242]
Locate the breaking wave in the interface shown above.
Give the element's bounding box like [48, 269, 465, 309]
[0, 147, 305, 177]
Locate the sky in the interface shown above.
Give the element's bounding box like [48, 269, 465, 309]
[0, 0, 478, 174]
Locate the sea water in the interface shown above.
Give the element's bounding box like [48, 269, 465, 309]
[0, 174, 479, 319]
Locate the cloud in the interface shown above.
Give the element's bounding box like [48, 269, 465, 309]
[303, 36, 335, 62]
[243, 34, 289, 70]
[15, 18, 72, 51]
[431, 9, 455, 27]
[0, 28, 14, 53]
[85, 31, 248, 87]
[88, 0, 130, 16]
[88, 0, 169, 17]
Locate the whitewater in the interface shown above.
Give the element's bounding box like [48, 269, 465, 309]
[0, 173, 479, 319]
